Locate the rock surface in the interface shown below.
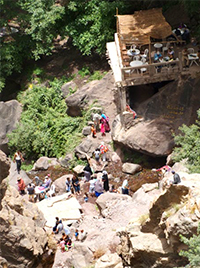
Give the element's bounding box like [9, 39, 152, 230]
[65, 72, 115, 117]
[122, 162, 142, 174]
[94, 253, 123, 268]
[117, 169, 200, 268]
[112, 76, 200, 156]
[0, 100, 22, 154]
[32, 157, 60, 171]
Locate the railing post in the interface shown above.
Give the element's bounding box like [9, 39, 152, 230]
[178, 52, 183, 71]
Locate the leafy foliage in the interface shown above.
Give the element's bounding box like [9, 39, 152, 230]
[0, 0, 65, 89]
[179, 222, 200, 267]
[172, 109, 200, 173]
[64, 0, 127, 55]
[8, 79, 90, 159]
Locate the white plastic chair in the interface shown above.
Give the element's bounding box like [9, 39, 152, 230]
[187, 48, 194, 54]
[162, 42, 170, 53]
[141, 57, 147, 63]
[134, 55, 140, 61]
[140, 63, 148, 74]
[144, 48, 149, 56]
[131, 44, 136, 50]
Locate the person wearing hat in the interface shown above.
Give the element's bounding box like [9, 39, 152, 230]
[17, 177, 26, 195]
[102, 170, 109, 192]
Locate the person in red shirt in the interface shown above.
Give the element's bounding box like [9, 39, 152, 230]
[17, 177, 26, 195]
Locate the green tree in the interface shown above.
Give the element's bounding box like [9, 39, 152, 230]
[7, 79, 89, 159]
[172, 109, 200, 173]
[0, 0, 65, 90]
[64, 0, 127, 55]
[179, 222, 200, 267]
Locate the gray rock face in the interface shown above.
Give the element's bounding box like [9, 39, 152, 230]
[82, 126, 91, 136]
[32, 157, 60, 171]
[112, 76, 200, 157]
[0, 100, 22, 154]
[117, 173, 200, 268]
[0, 187, 56, 268]
[112, 115, 174, 157]
[74, 138, 100, 159]
[61, 81, 77, 98]
[122, 162, 142, 174]
[0, 150, 10, 209]
[53, 174, 73, 195]
[65, 72, 115, 117]
[94, 253, 123, 268]
[8, 161, 31, 189]
[0, 150, 10, 181]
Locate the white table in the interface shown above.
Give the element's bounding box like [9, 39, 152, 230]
[154, 43, 163, 49]
[188, 54, 199, 66]
[127, 49, 140, 57]
[130, 60, 143, 67]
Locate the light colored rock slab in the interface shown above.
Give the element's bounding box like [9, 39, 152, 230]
[36, 195, 82, 227]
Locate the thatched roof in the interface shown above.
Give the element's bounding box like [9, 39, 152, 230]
[117, 8, 172, 45]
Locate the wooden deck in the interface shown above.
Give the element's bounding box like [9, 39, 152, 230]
[106, 33, 199, 87]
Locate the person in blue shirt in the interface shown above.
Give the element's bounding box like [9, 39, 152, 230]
[154, 51, 162, 62]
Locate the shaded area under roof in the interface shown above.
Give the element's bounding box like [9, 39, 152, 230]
[117, 8, 172, 45]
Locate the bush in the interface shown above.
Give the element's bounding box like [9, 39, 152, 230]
[7, 78, 91, 159]
[179, 222, 200, 267]
[172, 109, 200, 173]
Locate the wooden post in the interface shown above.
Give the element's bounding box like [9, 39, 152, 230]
[179, 51, 183, 72]
[149, 36, 151, 64]
[116, 8, 119, 34]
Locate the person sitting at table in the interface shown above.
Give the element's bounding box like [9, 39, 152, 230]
[154, 51, 162, 62]
[197, 49, 200, 59]
[182, 48, 189, 68]
[167, 47, 175, 60]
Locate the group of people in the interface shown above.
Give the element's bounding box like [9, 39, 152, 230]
[52, 217, 87, 253]
[93, 141, 109, 163]
[91, 113, 110, 138]
[16, 173, 53, 202]
[66, 175, 81, 196]
[154, 47, 175, 63]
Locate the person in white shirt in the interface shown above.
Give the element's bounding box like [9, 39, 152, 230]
[122, 179, 129, 195]
[13, 150, 24, 174]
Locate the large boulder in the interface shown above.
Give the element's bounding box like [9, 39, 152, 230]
[96, 192, 132, 217]
[112, 76, 200, 157]
[0, 150, 10, 209]
[61, 81, 77, 98]
[117, 172, 200, 268]
[0, 100, 22, 154]
[65, 72, 115, 117]
[112, 115, 174, 157]
[53, 174, 73, 195]
[0, 186, 56, 268]
[122, 162, 142, 174]
[95, 253, 123, 268]
[32, 157, 60, 171]
[74, 138, 100, 159]
[70, 243, 94, 268]
[0, 150, 10, 181]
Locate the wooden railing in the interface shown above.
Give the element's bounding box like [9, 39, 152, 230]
[121, 59, 182, 82]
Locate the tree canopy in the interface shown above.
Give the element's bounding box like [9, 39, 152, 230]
[0, 0, 199, 91]
[7, 78, 90, 159]
[172, 109, 200, 173]
[179, 222, 200, 267]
